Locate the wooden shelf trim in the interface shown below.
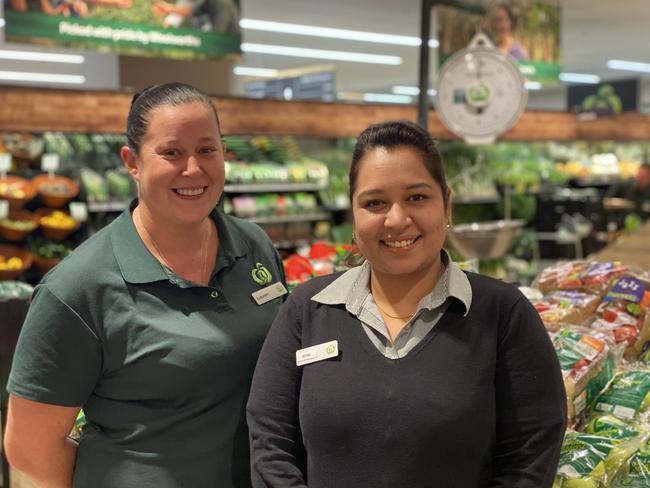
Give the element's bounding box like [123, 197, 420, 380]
[0, 86, 647, 140]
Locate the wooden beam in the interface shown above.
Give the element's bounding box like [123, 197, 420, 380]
[0, 86, 648, 141]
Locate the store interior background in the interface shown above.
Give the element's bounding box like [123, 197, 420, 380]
[2, 1, 650, 485]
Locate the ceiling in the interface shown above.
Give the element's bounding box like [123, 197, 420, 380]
[234, 0, 650, 107]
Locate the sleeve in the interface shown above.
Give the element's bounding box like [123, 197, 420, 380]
[7, 284, 103, 407]
[247, 294, 307, 487]
[490, 296, 567, 488]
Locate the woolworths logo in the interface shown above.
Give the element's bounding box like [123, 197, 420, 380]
[252, 263, 273, 285]
[326, 344, 336, 354]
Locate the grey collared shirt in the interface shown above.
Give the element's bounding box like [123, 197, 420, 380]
[312, 251, 472, 359]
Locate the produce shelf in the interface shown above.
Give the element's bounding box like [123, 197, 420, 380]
[87, 200, 130, 213]
[224, 182, 328, 193]
[452, 196, 500, 205]
[247, 213, 330, 224]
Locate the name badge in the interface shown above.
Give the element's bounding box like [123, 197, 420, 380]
[296, 340, 339, 367]
[251, 281, 288, 305]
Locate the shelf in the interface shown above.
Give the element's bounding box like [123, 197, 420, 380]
[224, 182, 327, 193]
[273, 239, 313, 248]
[452, 196, 500, 205]
[87, 200, 130, 212]
[246, 212, 330, 224]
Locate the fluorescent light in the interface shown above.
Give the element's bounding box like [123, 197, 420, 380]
[525, 81, 542, 90]
[0, 49, 84, 64]
[0, 71, 86, 84]
[0, 18, 5, 28]
[233, 66, 278, 77]
[363, 93, 412, 104]
[392, 85, 436, 96]
[241, 43, 402, 65]
[240, 18, 439, 48]
[559, 72, 600, 84]
[607, 59, 650, 73]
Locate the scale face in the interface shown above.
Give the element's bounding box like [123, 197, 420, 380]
[434, 32, 527, 144]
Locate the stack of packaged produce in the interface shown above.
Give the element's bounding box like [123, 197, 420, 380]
[525, 260, 650, 487]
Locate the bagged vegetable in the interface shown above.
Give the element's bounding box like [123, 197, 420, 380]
[553, 329, 615, 427]
[592, 370, 650, 422]
[554, 431, 641, 488]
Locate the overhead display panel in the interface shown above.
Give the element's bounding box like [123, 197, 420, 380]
[4, 0, 241, 60]
[437, 0, 561, 85]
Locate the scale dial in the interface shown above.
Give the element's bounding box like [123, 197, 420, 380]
[434, 33, 527, 144]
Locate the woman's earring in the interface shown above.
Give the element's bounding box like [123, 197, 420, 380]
[351, 229, 356, 242]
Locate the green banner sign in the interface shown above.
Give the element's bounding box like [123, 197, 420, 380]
[5, 1, 241, 60]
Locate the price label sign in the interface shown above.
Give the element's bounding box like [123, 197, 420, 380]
[0, 153, 11, 173]
[69, 201, 88, 223]
[41, 153, 60, 173]
[0, 200, 9, 220]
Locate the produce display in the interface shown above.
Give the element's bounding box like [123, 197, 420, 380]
[39, 211, 77, 230]
[522, 259, 650, 487]
[0, 280, 33, 300]
[0, 218, 37, 231]
[0, 254, 25, 271]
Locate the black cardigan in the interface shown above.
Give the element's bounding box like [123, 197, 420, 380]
[247, 271, 567, 488]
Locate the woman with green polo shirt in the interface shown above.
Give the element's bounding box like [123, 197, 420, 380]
[5, 83, 287, 488]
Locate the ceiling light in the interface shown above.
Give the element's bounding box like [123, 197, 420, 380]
[607, 59, 650, 73]
[363, 93, 412, 104]
[559, 72, 600, 84]
[0, 71, 86, 84]
[0, 49, 84, 64]
[525, 81, 542, 90]
[392, 85, 436, 96]
[240, 18, 439, 48]
[233, 66, 278, 77]
[0, 18, 5, 28]
[241, 43, 402, 65]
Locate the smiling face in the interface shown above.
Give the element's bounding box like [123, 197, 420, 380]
[122, 101, 224, 227]
[352, 145, 451, 280]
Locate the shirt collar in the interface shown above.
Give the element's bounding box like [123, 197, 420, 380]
[111, 199, 248, 284]
[312, 249, 472, 317]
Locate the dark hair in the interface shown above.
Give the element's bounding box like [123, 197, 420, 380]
[349, 120, 449, 208]
[496, 2, 517, 30]
[126, 82, 221, 154]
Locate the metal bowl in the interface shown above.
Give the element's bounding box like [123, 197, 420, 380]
[447, 219, 525, 260]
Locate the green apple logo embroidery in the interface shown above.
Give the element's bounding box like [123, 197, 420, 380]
[252, 262, 273, 285]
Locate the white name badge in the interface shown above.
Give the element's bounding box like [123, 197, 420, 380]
[296, 340, 339, 367]
[251, 281, 288, 305]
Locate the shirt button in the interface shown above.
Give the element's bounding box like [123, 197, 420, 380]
[210, 291, 219, 298]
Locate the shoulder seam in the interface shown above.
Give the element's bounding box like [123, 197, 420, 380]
[41, 285, 101, 343]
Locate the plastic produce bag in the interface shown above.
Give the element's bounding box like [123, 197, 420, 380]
[536, 261, 629, 295]
[553, 329, 615, 427]
[614, 437, 650, 487]
[592, 370, 650, 422]
[591, 275, 650, 359]
[534, 290, 602, 331]
[554, 431, 641, 488]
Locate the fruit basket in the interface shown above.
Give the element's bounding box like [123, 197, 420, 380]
[0, 175, 37, 209]
[0, 244, 33, 281]
[32, 174, 80, 208]
[0, 209, 39, 241]
[36, 208, 80, 240]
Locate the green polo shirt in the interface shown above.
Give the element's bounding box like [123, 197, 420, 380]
[8, 201, 286, 488]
